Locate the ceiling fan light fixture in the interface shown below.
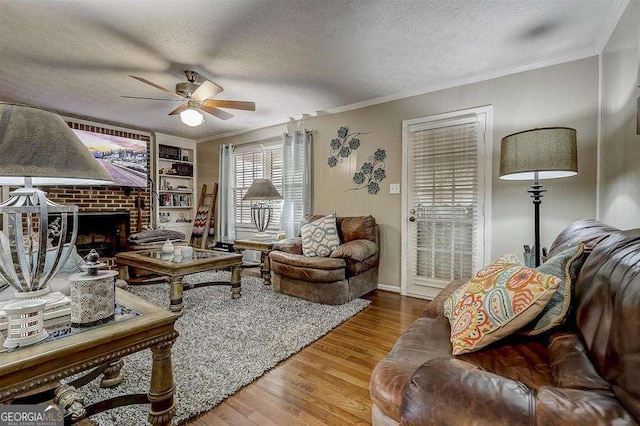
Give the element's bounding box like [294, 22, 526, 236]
[180, 107, 204, 127]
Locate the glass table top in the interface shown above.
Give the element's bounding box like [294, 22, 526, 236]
[141, 249, 238, 263]
[0, 303, 140, 354]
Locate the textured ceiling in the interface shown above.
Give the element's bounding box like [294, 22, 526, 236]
[0, 0, 622, 140]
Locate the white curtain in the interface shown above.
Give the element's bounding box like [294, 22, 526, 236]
[217, 144, 235, 241]
[279, 131, 312, 238]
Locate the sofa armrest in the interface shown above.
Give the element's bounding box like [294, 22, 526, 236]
[402, 358, 636, 426]
[272, 238, 303, 255]
[329, 239, 378, 262]
[401, 358, 534, 425]
[421, 279, 467, 319]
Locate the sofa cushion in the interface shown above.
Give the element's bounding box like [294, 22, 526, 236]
[301, 214, 378, 243]
[519, 244, 584, 336]
[444, 261, 561, 355]
[270, 251, 346, 282]
[548, 332, 611, 391]
[301, 214, 340, 257]
[457, 338, 554, 389]
[270, 251, 345, 270]
[330, 239, 377, 262]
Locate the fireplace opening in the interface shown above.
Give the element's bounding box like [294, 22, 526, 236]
[74, 212, 130, 258]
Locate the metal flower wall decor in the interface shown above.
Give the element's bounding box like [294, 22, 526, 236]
[327, 127, 370, 167]
[349, 149, 387, 194]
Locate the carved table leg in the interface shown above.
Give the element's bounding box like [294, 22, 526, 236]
[148, 340, 176, 426]
[100, 359, 125, 388]
[261, 251, 272, 286]
[169, 277, 184, 315]
[54, 384, 86, 422]
[231, 264, 242, 298]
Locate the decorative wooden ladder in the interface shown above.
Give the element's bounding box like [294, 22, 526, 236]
[190, 183, 218, 249]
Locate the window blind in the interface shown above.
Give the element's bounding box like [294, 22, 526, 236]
[409, 118, 479, 283]
[232, 140, 283, 232]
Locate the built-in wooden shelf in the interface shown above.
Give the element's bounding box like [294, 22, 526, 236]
[158, 190, 193, 194]
[158, 157, 193, 165]
[158, 174, 193, 179]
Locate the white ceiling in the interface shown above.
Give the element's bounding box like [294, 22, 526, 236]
[0, 0, 624, 141]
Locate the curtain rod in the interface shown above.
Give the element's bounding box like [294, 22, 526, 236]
[284, 129, 314, 137]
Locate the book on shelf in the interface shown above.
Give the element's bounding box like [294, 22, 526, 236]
[159, 193, 192, 207]
[158, 144, 182, 160]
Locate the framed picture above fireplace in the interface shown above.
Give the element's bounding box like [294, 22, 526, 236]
[72, 128, 148, 187]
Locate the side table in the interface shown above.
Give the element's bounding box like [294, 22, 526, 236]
[233, 239, 276, 286]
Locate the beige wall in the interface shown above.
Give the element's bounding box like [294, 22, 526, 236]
[198, 57, 599, 289]
[600, 0, 640, 227]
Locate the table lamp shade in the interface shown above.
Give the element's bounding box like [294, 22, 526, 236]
[242, 179, 282, 201]
[500, 127, 577, 181]
[0, 103, 113, 185]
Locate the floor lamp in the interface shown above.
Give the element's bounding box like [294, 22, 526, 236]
[499, 127, 578, 267]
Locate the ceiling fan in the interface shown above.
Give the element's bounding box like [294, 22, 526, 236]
[123, 70, 255, 126]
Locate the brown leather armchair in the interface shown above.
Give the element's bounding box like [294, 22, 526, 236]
[371, 220, 640, 425]
[269, 215, 379, 304]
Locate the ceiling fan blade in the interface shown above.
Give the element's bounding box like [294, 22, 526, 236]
[168, 104, 190, 116]
[199, 105, 234, 120]
[191, 80, 224, 101]
[129, 75, 183, 98]
[203, 100, 256, 111]
[121, 96, 184, 102]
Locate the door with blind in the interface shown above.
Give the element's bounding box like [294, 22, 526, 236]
[402, 107, 492, 299]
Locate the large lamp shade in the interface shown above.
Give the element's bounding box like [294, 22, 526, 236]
[242, 179, 282, 235]
[498, 126, 578, 269]
[500, 127, 577, 180]
[242, 179, 283, 201]
[0, 103, 113, 186]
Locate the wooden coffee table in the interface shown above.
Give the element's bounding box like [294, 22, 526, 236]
[0, 288, 178, 425]
[116, 249, 243, 315]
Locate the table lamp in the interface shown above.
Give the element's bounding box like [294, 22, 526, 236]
[242, 178, 282, 239]
[500, 127, 577, 267]
[0, 103, 112, 347]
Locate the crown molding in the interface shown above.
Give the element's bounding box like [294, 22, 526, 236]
[595, 0, 630, 53]
[198, 47, 599, 144]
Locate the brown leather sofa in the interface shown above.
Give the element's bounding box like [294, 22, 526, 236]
[269, 214, 379, 304]
[370, 220, 640, 425]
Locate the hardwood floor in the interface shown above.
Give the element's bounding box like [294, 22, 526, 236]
[186, 290, 427, 425]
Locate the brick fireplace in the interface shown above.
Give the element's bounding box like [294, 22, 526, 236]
[45, 186, 151, 234]
[74, 211, 130, 257]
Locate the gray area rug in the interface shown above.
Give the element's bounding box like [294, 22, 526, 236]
[77, 271, 371, 425]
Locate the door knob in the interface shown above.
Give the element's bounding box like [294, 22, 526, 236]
[409, 216, 416, 222]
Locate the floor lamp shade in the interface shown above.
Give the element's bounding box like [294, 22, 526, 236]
[500, 127, 577, 180]
[499, 127, 578, 268]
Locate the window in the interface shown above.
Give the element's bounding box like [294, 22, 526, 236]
[232, 139, 283, 235]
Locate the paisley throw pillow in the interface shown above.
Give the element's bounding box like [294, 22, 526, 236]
[443, 258, 561, 355]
